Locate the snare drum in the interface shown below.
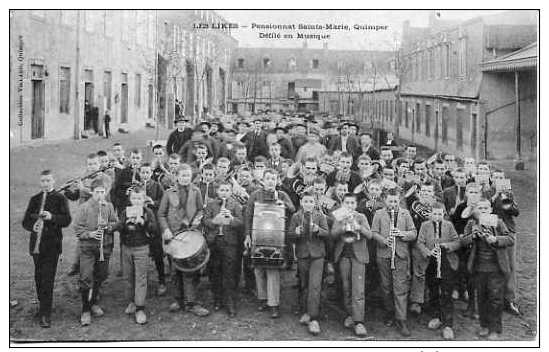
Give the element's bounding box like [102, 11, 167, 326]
[165, 230, 210, 273]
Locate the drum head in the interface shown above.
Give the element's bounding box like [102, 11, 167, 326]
[167, 230, 204, 259]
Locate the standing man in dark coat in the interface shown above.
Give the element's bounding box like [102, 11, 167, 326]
[327, 122, 361, 158]
[103, 109, 111, 138]
[166, 116, 193, 155]
[274, 126, 295, 160]
[241, 118, 269, 160]
[22, 170, 72, 328]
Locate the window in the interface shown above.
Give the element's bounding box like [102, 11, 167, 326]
[415, 102, 421, 133]
[312, 59, 319, 69]
[135, 73, 141, 107]
[103, 71, 112, 110]
[442, 106, 448, 144]
[444, 44, 450, 78]
[263, 57, 271, 69]
[121, 11, 129, 42]
[84, 11, 95, 32]
[288, 57, 296, 70]
[415, 54, 420, 81]
[237, 58, 244, 68]
[429, 49, 434, 80]
[458, 37, 467, 77]
[405, 102, 409, 128]
[425, 104, 431, 137]
[390, 100, 393, 122]
[59, 67, 70, 113]
[456, 108, 464, 149]
[61, 10, 76, 26]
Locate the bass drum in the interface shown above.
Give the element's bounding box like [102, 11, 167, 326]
[251, 202, 287, 268]
[165, 230, 210, 273]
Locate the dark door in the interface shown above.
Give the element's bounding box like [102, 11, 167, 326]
[147, 84, 153, 120]
[84, 82, 94, 130]
[434, 110, 439, 151]
[471, 113, 478, 156]
[31, 80, 45, 139]
[288, 82, 295, 98]
[121, 83, 128, 124]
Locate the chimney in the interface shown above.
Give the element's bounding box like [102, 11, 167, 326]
[323, 42, 328, 50]
[302, 41, 308, 49]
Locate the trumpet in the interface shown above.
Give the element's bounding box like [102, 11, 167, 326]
[56, 166, 113, 193]
[230, 177, 250, 204]
[389, 208, 397, 270]
[32, 191, 47, 254]
[342, 212, 360, 243]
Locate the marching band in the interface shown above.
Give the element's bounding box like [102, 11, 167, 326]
[22, 112, 520, 340]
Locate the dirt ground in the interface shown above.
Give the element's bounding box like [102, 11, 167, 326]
[9, 128, 538, 343]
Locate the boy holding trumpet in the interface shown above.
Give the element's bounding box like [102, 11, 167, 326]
[288, 191, 329, 335]
[331, 193, 372, 337]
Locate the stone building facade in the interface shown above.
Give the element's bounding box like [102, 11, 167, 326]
[9, 10, 237, 146]
[228, 44, 393, 114]
[155, 10, 237, 128]
[396, 10, 537, 161]
[9, 10, 157, 145]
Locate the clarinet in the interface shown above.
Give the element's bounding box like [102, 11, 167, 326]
[435, 221, 442, 279]
[32, 191, 47, 254]
[97, 201, 107, 262]
[389, 208, 397, 270]
[218, 197, 227, 236]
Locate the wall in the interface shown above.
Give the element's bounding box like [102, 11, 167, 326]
[9, 10, 156, 146]
[480, 69, 537, 160]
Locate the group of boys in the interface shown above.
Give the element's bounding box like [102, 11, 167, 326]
[22, 112, 520, 341]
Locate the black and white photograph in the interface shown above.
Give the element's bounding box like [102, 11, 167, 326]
[8, 8, 539, 347]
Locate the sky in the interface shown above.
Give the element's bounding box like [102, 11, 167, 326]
[216, 10, 505, 51]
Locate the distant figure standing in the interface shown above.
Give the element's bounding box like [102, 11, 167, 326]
[104, 110, 111, 139]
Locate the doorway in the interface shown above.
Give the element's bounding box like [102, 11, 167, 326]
[120, 83, 128, 124]
[84, 82, 94, 130]
[31, 79, 45, 139]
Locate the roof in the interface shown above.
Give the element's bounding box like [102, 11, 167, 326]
[295, 79, 322, 89]
[480, 42, 537, 72]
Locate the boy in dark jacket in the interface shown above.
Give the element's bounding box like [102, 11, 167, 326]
[113, 186, 158, 324]
[202, 181, 244, 317]
[288, 191, 329, 335]
[462, 199, 514, 340]
[22, 170, 72, 328]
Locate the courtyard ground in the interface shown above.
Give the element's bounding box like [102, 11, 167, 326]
[9, 128, 538, 343]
